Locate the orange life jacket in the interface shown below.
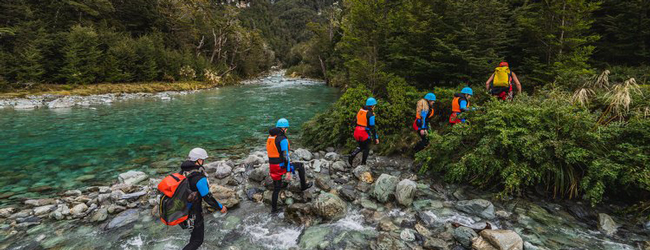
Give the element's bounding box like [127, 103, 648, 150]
[356, 108, 369, 127]
[267, 135, 289, 164]
[451, 96, 470, 113]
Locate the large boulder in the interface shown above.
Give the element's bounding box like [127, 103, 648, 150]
[455, 199, 495, 219]
[209, 185, 240, 208]
[249, 165, 269, 182]
[371, 174, 399, 203]
[298, 225, 332, 249]
[395, 179, 417, 206]
[597, 213, 618, 237]
[313, 193, 347, 220]
[472, 230, 523, 250]
[352, 165, 371, 178]
[243, 155, 265, 166]
[324, 152, 339, 161]
[293, 149, 313, 161]
[331, 161, 347, 172]
[118, 171, 148, 185]
[205, 161, 233, 179]
[106, 209, 140, 230]
[285, 203, 316, 226]
[454, 226, 478, 248]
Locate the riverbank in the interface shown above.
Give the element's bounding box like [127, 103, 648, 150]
[0, 81, 216, 99]
[1, 149, 647, 249]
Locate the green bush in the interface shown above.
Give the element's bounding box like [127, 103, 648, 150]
[416, 91, 650, 205]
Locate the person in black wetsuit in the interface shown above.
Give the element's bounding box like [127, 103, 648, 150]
[180, 148, 227, 250]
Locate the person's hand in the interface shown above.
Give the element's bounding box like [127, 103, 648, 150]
[419, 130, 426, 136]
[375, 139, 380, 145]
[285, 173, 291, 181]
[220, 206, 227, 214]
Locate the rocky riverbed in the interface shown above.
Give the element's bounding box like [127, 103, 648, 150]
[0, 149, 648, 249]
[0, 91, 201, 110]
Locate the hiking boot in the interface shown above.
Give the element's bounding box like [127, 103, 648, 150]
[271, 207, 284, 214]
[301, 182, 313, 192]
[348, 155, 354, 166]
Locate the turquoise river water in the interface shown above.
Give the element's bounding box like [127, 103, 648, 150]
[0, 75, 339, 205]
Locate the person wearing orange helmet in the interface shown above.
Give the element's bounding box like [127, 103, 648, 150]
[485, 61, 522, 100]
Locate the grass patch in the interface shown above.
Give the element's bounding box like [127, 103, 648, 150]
[0, 81, 216, 98]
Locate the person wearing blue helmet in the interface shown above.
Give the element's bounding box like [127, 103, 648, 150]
[413, 93, 436, 152]
[266, 118, 312, 213]
[349, 97, 379, 166]
[450, 87, 473, 124]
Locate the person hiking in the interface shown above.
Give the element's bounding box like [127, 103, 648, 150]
[449, 87, 473, 124]
[266, 118, 313, 213]
[349, 97, 379, 166]
[180, 148, 227, 250]
[485, 61, 522, 100]
[413, 93, 436, 152]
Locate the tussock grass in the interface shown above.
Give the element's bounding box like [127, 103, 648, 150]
[0, 81, 216, 98]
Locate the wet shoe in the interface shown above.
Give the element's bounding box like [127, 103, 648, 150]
[348, 155, 354, 166]
[271, 208, 284, 214]
[300, 182, 313, 191]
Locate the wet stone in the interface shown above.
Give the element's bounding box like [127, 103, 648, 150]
[106, 209, 140, 230]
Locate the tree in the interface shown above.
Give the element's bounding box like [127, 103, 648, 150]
[60, 25, 103, 84]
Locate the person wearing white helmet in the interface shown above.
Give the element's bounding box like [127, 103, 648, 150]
[180, 148, 227, 250]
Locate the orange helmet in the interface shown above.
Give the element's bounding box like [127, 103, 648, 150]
[499, 61, 509, 67]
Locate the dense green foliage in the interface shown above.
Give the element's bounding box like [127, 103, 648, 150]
[299, 0, 650, 206]
[0, 0, 336, 89]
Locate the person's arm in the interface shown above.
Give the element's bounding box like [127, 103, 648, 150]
[511, 72, 522, 94]
[419, 110, 428, 129]
[485, 73, 495, 91]
[197, 177, 226, 212]
[459, 100, 468, 111]
[280, 139, 292, 172]
[368, 115, 378, 140]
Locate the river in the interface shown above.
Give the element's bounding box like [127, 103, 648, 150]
[0, 73, 339, 206]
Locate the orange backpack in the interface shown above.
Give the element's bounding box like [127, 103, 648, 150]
[157, 173, 194, 226]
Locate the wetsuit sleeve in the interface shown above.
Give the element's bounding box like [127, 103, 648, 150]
[197, 177, 223, 209]
[419, 110, 428, 129]
[368, 115, 378, 139]
[460, 100, 468, 111]
[280, 139, 291, 171]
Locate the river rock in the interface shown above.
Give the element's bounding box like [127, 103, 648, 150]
[243, 155, 265, 166]
[472, 230, 523, 250]
[111, 190, 125, 201]
[374, 232, 407, 249]
[205, 161, 233, 179]
[597, 213, 618, 236]
[0, 207, 16, 218]
[285, 203, 316, 226]
[111, 183, 136, 193]
[209, 185, 240, 208]
[299, 225, 332, 249]
[71, 203, 88, 217]
[400, 228, 416, 242]
[106, 209, 139, 230]
[324, 152, 339, 161]
[331, 161, 347, 172]
[249, 166, 269, 182]
[33, 205, 56, 216]
[353, 165, 370, 177]
[25, 198, 56, 207]
[315, 176, 332, 191]
[90, 208, 108, 222]
[107, 204, 126, 214]
[371, 174, 399, 203]
[293, 148, 313, 161]
[118, 171, 148, 185]
[122, 190, 146, 200]
[10, 210, 31, 219]
[47, 98, 75, 109]
[379, 218, 398, 232]
[454, 226, 478, 248]
[396, 179, 417, 207]
[644, 220, 650, 233]
[360, 198, 378, 210]
[64, 190, 82, 196]
[313, 193, 346, 220]
[455, 199, 495, 219]
[339, 186, 357, 202]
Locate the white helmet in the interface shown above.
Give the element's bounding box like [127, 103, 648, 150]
[188, 148, 209, 161]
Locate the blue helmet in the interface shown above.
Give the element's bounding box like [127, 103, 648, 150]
[424, 93, 436, 101]
[461, 87, 473, 96]
[366, 97, 377, 106]
[276, 118, 289, 128]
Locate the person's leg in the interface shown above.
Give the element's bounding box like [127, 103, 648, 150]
[349, 140, 363, 165]
[292, 163, 312, 190]
[414, 132, 427, 152]
[271, 179, 283, 212]
[361, 139, 370, 165]
[183, 213, 204, 250]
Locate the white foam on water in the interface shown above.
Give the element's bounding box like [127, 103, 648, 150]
[332, 209, 373, 231]
[387, 208, 406, 217]
[121, 234, 144, 250]
[241, 215, 302, 249]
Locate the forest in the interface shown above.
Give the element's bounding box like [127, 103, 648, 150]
[1, 0, 648, 213]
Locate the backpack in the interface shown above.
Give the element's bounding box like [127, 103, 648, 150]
[157, 173, 197, 226]
[493, 67, 511, 87]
